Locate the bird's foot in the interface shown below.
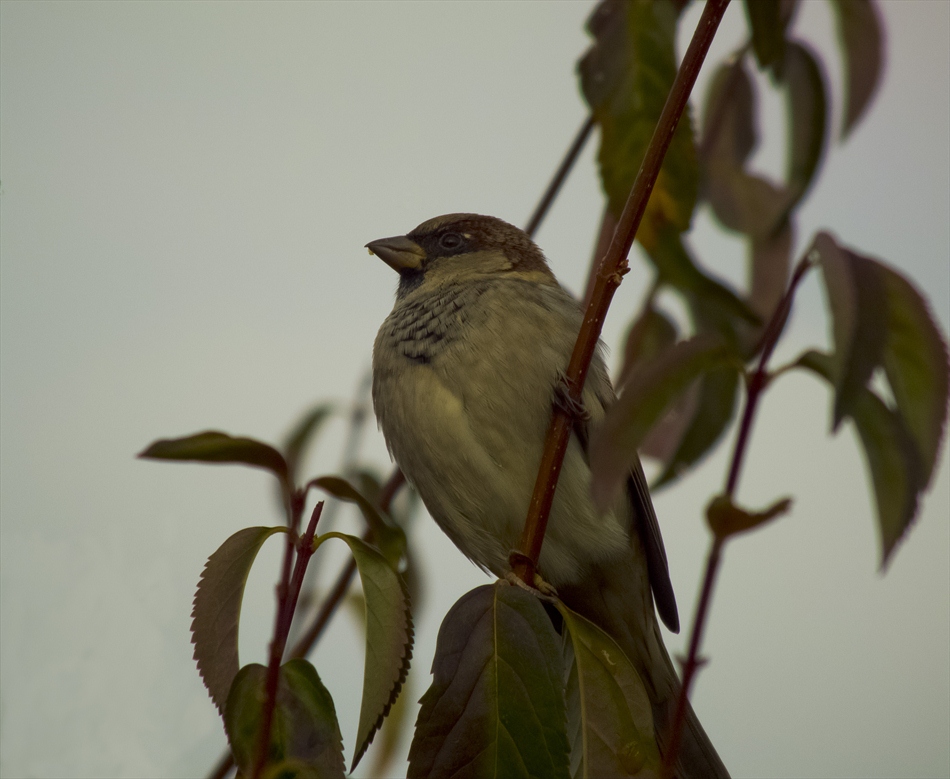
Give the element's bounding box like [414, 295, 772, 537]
[553, 371, 591, 423]
[504, 552, 558, 598]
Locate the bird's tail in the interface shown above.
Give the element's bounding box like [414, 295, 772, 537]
[558, 556, 730, 779]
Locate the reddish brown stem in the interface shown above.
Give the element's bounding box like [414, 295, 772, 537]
[251, 501, 324, 779]
[661, 256, 814, 776]
[514, 0, 733, 584]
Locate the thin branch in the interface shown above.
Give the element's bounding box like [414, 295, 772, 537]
[251, 501, 325, 779]
[524, 115, 595, 239]
[205, 470, 406, 779]
[660, 255, 814, 777]
[513, 0, 733, 583]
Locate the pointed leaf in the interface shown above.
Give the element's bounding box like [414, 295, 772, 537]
[706, 494, 792, 539]
[224, 659, 345, 778]
[814, 232, 888, 428]
[701, 58, 757, 167]
[649, 227, 761, 326]
[313, 532, 413, 771]
[282, 403, 334, 481]
[408, 583, 570, 779]
[555, 601, 660, 778]
[591, 334, 731, 511]
[139, 430, 289, 483]
[191, 525, 287, 712]
[796, 350, 926, 567]
[311, 476, 406, 567]
[831, 0, 884, 138]
[744, 0, 785, 70]
[578, 0, 698, 249]
[878, 264, 950, 490]
[653, 363, 740, 489]
[617, 307, 679, 390]
[782, 41, 829, 208]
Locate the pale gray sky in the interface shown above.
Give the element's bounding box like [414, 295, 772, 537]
[1, 2, 947, 778]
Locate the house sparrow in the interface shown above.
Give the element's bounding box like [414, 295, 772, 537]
[369, 213, 728, 777]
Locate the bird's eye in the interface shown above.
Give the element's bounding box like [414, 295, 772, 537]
[438, 232, 463, 251]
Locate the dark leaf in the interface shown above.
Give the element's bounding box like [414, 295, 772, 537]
[617, 307, 679, 390]
[743, 0, 785, 70]
[191, 526, 287, 713]
[578, 0, 698, 249]
[705, 494, 792, 539]
[649, 227, 761, 327]
[282, 404, 334, 482]
[782, 41, 829, 209]
[701, 58, 757, 167]
[590, 333, 731, 510]
[224, 659, 345, 778]
[796, 350, 925, 567]
[555, 601, 660, 777]
[878, 263, 950, 489]
[312, 532, 413, 771]
[139, 430, 289, 484]
[311, 476, 406, 567]
[831, 0, 885, 138]
[814, 232, 888, 429]
[653, 363, 740, 488]
[408, 583, 570, 779]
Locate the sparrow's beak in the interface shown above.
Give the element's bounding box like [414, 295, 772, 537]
[366, 235, 427, 273]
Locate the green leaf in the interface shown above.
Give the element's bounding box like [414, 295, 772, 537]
[878, 263, 950, 489]
[796, 350, 926, 567]
[313, 532, 413, 772]
[782, 41, 829, 209]
[555, 601, 660, 778]
[224, 659, 345, 778]
[139, 430, 289, 484]
[408, 583, 570, 779]
[311, 476, 406, 567]
[744, 0, 785, 70]
[282, 403, 334, 482]
[653, 363, 740, 489]
[590, 333, 731, 511]
[649, 227, 761, 327]
[706, 494, 792, 539]
[814, 232, 888, 428]
[578, 0, 698, 250]
[191, 526, 288, 713]
[831, 0, 884, 139]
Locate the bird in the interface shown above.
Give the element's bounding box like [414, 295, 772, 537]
[368, 213, 729, 778]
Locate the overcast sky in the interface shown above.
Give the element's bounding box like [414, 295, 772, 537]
[1, 2, 948, 778]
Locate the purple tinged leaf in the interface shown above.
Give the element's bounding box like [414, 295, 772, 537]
[224, 660, 346, 778]
[408, 583, 570, 779]
[591, 334, 730, 511]
[796, 350, 925, 568]
[782, 41, 829, 209]
[814, 232, 888, 429]
[831, 0, 885, 139]
[191, 526, 288, 713]
[139, 430, 289, 483]
[312, 532, 413, 772]
[555, 601, 660, 777]
[617, 307, 679, 391]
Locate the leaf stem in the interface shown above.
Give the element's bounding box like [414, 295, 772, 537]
[661, 255, 813, 776]
[514, 0, 732, 584]
[524, 115, 595, 239]
[251, 500, 324, 779]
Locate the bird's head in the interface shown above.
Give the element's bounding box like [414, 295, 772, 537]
[366, 213, 557, 296]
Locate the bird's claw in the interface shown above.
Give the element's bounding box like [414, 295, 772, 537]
[554, 371, 591, 422]
[504, 552, 558, 599]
